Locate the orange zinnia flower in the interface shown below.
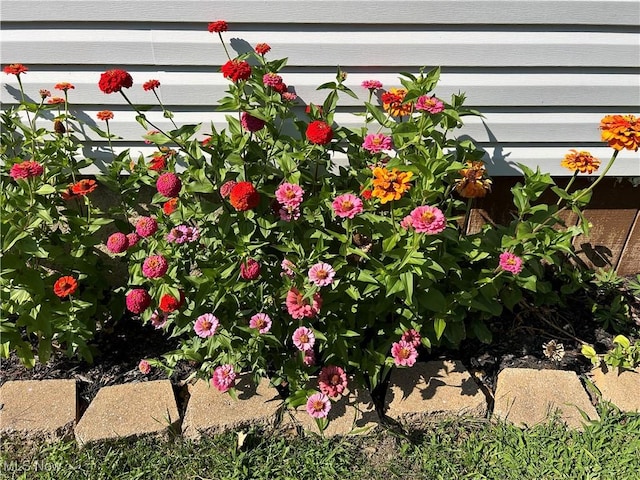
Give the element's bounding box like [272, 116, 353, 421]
[381, 88, 412, 117]
[371, 167, 413, 203]
[70, 179, 98, 196]
[53, 276, 78, 298]
[561, 150, 601, 174]
[54, 82, 75, 91]
[455, 161, 492, 198]
[599, 114, 640, 151]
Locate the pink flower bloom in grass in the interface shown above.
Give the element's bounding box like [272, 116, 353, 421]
[106, 232, 128, 254]
[332, 193, 363, 219]
[361, 80, 383, 91]
[401, 329, 421, 348]
[499, 251, 523, 275]
[306, 392, 331, 419]
[286, 288, 322, 319]
[150, 310, 168, 329]
[318, 365, 348, 398]
[281, 259, 296, 278]
[391, 340, 418, 367]
[211, 364, 236, 393]
[415, 95, 444, 114]
[362, 133, 393, 154]
[408, 205, 446, 234]
[194, 313, 219, 338]
[303, 349, 316, 366]
[250, 313, 272, 334]
[275, 182, 304, 208]
[241, 112, 266, 132]
[308, 262, 336, 287]
[142, 255, 168, 278]
[135, 217, 158, 238]
[292, 326, 315, 351]
[138, 360, 151, 374]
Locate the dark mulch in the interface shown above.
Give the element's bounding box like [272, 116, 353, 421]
[1, 286, 637, 415]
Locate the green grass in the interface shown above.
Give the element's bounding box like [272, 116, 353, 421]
[1, 404, 639, 480]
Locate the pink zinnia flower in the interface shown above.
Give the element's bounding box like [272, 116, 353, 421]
[126, 232, 141, 248]
[401, 329, 421, 348]
[286, 288, 322, 319]
[318, 365, 348, 398]
[156, 172, 181, 198]
[362, 133, 393, 153]
[303, 349, 316, 366]
[138, 360, 151, 374]
[275, 182, 304, 208]
[306, 392, 331, 419]
[150, 310, 168, 329]
[332, 193, 363, 219]
[499, 251, 523, 275]
[361, 80, 383, 90]
[194, 313, 219, 338]
[249, 313, 272, 334]
[240, 258, 261, 280]
[282, 92, 297, 102]
[135, 217, 158, 238]
[415, 95, 445, 114]
[142, 255, 168, 278]
[391, 340, 418, 367]
[106, 232, 128, 254]
[166, 225, 199, 244]
[400, 215, 414, 230]
[262, 73, 284, 87]
[292, 326, 315, 351]
[10, 160, 44, 180]
[220, 180, 237, 198]
[241, 112, 266, 132]
[211, 364, 236, 393]
[408, 205, 446, 234]
[281, 259, 296, 278]
[279, 205, 301, 222]
[308, 262, 336, 287]
[126, 288, 151, 314]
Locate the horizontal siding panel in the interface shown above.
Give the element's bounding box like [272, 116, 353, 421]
[3, 72, 638, 108]
[3, 0, 638, 25]
[3, 29, 639, 67]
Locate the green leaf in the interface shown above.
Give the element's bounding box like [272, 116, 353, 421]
[433, 317, 446, 340]
[35, 184, 56, 195]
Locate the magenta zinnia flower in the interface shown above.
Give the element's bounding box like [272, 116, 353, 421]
[241, 112, 266, 132]
[211, 364, 236, 393]
[303, 349, 316, 366]
[415, 95, 444, 114]
[318, 365, 348, 398]
[135, 216, 158, 238]
[240, 258, 261, 280]
[275, 182, 304, 208]
[106, 232, 128, 254]
[166, 225, 199, 244]
[401, 329, 421, 348]
[156, 172, 181, 198]
[308, 262, 336, 287]
[332, 193, 363, 219]
[391, 340, 418, 367]
[362, 133, 393, 153]
[361, 80, 383, 90]
[194, 313, 219, 338]
[286, 288, 322, 319]
[9, 160, 44, 180]
[499, 251, 523, 275]
[262, 72, 284, 87]
[292, 326, 315, 351]
[306, 392, 331, 419]
[126, 288, 151, 314]
[126, 232, 141, 248]
[138, 359, 151, 374]
[142, 255, 168, 278]
[408, 205, 446, 234]
[249, 313, 272, 334]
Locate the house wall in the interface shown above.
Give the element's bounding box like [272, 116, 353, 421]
[2, 0, 639, 176]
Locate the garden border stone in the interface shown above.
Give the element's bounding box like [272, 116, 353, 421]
[590, 366, 640, 412]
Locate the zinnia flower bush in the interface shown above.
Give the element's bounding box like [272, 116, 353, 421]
[1, 22, 635, 427]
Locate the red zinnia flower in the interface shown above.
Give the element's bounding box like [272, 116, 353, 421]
[149, 152, 167, 172]
[272, 82, 288, 94]
[159, 291, 185, 313]
[3, 64, 28, 76]
[9, 160, 44, 180]
[208, 20, 228, 33]
[53, 276, 78, 298]
[163, 198, 178, 215]
[98, 69, 133, 94]
[221, 60, 252, 83]
[96, 110, 114, 121]
[255, 43, 271, 55]
[143, 79, 161, 91]
[54, 82, 75, 91]
[70, 179, 98, 196]
[229, 181, 260, 211]
[306, 120, 333, 145]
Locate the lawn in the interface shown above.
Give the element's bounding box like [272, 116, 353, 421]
[1, 403, 638, 480]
